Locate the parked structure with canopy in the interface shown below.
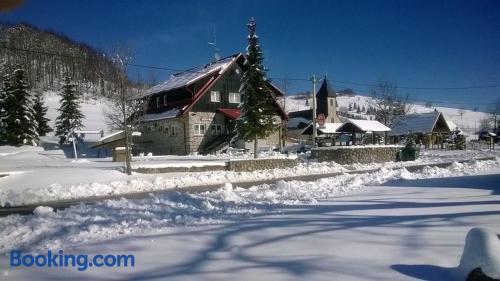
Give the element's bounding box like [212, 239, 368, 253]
[389, 111, 451, 148]
[300, 119, 390, 146]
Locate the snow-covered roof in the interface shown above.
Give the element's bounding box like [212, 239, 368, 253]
[390, 111, 449, 136]
[300, 122, 344, 135]
[446, 120, 458, 131]
[343, 119, 391, 132]
[97, 130, 124, 143]
[318, 123, 344, 134]
[143, 55, 238, 97]
[139, 108, 181, 122]
[287, 117, 311, 128]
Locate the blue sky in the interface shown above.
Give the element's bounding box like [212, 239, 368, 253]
[2, 0, 500, 110]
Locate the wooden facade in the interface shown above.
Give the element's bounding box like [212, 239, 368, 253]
[135, 54, 287, 155]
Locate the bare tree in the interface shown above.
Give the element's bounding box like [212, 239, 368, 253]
[370, 80, 411, 143]
[104, 46, 148, 175]
[459, 108, 466, 120]
[489, 98, 500, 131]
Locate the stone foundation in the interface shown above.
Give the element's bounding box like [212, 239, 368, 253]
[311, 145, 402, 164]
[133, 158, 297, 174]
[228, 158, 297, 172]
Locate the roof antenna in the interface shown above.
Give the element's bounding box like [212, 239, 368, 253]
[208, 25, 221, 61]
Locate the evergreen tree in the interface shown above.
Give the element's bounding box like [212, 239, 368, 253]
[0, 72, 9, 143]
[356, 106, 361, 114]
[55, 76, 84, 140]
[362, 105, 366, 112]
[235, 18, 278, 158]
[33, 92, 52, 136]
[348, 103, 352, 111]
[4, 68, 38, 146]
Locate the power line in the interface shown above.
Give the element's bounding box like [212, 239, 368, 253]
[2, 45, 500, 91]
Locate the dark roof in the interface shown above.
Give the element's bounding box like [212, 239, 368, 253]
[389, 111, 451, 136]
[316, 77, 336, 98]
[142, 53, 287, 120]
[144, 54, 240, 97]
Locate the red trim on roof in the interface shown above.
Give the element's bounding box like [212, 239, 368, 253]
[181, 54, 243, 115]
[217, 108, 241, 120]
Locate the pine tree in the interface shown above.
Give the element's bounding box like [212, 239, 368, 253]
[4, 68, 38, 146]
[33, 92, 52, 136]
[348, 103, 352, 111]
[0, 73, 9, 144]
[55, 76, 84, 140]
[235, 18, 278, 158]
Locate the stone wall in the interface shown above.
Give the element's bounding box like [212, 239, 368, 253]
[311, 146, 402, 164]
[133, 164, 227, 174]
[137, 116, 188, 155]
[133, 158, 297, 174]
[228, 158, 297, 172]
[187, 111, 225, 153]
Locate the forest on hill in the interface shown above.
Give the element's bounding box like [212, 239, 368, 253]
[0, 22, 123, 97]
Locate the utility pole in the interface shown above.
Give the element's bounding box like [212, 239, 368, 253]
[311, 75, 317, 147]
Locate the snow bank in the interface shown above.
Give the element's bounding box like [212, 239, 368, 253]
[458, 227, 500, 279]
[1, 160, 499, 254]
[0, 160, 346, 207]
[1, 158, 499, 207]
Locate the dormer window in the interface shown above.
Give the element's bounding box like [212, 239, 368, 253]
[210, 91, 221, 102]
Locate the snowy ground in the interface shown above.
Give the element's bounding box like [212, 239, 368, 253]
[0, 160, 499, 280]
[1, 137, 498, 207]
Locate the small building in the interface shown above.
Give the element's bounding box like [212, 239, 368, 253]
[135, 53, 287, 155]
[336, 119, 391, 145]
[300, 119, 389, 146]
[389, 111, 451, 148]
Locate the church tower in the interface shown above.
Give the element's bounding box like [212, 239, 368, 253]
[316, 76, 341, 123]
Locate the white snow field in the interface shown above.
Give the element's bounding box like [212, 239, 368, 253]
[0, 160, 499, 280]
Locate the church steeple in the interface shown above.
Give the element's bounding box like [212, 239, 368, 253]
[316, 76, 341, 123]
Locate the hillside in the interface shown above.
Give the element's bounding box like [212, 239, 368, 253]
[0, 22, 119, 96]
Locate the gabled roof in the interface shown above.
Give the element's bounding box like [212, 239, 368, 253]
[389, 111, 450, 136]
[142, 53, 287, 120]
[343, 119, 391, 132]
[316, 77, 336, 98]
[144, 54, 239, 97]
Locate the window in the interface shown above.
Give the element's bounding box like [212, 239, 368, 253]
[194, 124, 206, 136]
[147, 126, 153, 132]
[229, 92, 241, 104]
[210, 91, 221, 102]
[171, 125, 179, 136]
[156, 97, 160, 108]
[211, 124, 222, 136]
[330, 99, 334, 106]
[163, 95, 168, 106]
[164, 126, 169, 134]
